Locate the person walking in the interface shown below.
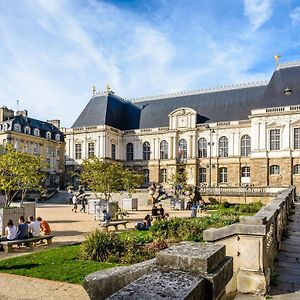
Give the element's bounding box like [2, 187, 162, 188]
[72, 194, 78, 213]
[80, 195, 87, 213]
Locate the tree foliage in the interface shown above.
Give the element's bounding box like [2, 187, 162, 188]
[0, 144, 45, 207]
[81, 157, 143, 200]
[168, 169, 188, 197]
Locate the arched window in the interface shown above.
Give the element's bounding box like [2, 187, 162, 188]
[14, 123, 21, 132]
[199, 167, 206, 183]
[293, 165, 300, 175]
[46, 131, 51, 139]
[55, 134, 61, 141]
[143, 142, 151, 160]
[24, 126, 31, 135]
[33, 128, 40, 137]
[219, 167, 228, 183]
[241, 166, 250, 177]
[270, 165, 280, 175]
[178, 139, 187, 159]
[126, 143, 134, 161]
[160, 140, 168, 159]
[198, 138, 207, 158]
[219, 136, 228, 157]
[143, 169, 149, 184]
[160, 168, 167, 183]
[241, 135, 251, 157]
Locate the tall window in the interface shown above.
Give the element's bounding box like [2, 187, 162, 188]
[241, 135, 251, 157]
[294, 128, 300, 149]
[219, 167, 228, 183]
[75, 144, 82, 159]
[160, 168, 167, 183]
[160, 140, 168, 159]
[270, 129, 280, 150]
[143, 169, 149, 184]
[88, 142, 95, 158]
[270, 165, 280, 175]
[219, 136, 228, 157]
[143, 142, 151, 160]
[198, 138, 207, 158]
[111, 144, 116, 160]
[199, 167, 206, 183]
[178, 139, 187, 159]
[126, 143, 134, 161]
[241, 166, 250, 177]
[293, 164, 300, 175]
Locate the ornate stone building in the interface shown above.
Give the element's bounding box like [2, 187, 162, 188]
[64, 61, 300, 189]
[0, 107, 65, 187]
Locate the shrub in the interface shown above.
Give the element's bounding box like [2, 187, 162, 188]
[81, 230, 157, 264]
[150, 214, 238, 242]
[80, 230, 125, 261]
[223, 201, 230, 208]
[234, 202, 263, 214]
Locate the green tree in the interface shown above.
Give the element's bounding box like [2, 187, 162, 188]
[81, 158, 142, 201]
[0, 144, 45, 207]
[168, 169, 188, 197]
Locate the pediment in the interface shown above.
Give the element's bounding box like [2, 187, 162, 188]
[267, 122, 285, 129]
[168, 107, 197, 117]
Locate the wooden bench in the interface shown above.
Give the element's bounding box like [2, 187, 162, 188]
[0, 235, 54, 253]
[99, 221, 128, 232]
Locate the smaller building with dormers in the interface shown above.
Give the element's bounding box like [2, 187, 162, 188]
[64, 60, 300, 191]
[0, 107, 65, 187]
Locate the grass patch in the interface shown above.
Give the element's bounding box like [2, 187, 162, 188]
[0, 244, 118, 284]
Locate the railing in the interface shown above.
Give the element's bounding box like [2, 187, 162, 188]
[199, 186, 284, 196]
[203, 186, 296, 295]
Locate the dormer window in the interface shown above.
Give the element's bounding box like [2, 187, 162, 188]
[33, 128, 40, 137]
[24, 126, 31, 135]
[46, 131, 51, 139]
[14, 123, 21, 132]
[55, 134, 60, 141]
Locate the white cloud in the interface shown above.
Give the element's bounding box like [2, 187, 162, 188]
[244, 0, 273, 31]
[290, 7, 300, 24]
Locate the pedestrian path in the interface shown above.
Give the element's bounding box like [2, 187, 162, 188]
[269, 201, 300, 296]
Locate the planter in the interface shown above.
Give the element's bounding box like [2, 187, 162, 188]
[170, 198, 185, 210]
[0, 202, 36, 236]
[88, 199, 118, 220]
[122, 198, 138, 211]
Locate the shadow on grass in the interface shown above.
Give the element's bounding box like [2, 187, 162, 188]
[0, 263, 40, 270]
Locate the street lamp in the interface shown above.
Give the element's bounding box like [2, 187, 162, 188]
[206, 126, 215, 188]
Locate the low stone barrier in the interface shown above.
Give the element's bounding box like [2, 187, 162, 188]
[84, 242, 233, 300]
[203, 186, 295, 295]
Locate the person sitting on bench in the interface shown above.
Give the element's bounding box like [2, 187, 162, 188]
[16, 216, 29, 240]
[28, 216, 40, 237]
[37, 217, 51, 235]
[101, 210, 111, 225]
[0, 219, 17, 242]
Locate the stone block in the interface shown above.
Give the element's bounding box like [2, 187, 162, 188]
[156, 242, 225, 274]
[107, 269, 207, 300]
[83, 259, 155, 300]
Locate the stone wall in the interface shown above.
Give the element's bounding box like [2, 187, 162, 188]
[203, 186, 295, 295]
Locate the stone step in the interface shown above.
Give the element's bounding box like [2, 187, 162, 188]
[280, 244, 300, 254]
[273, 265, 300, 276]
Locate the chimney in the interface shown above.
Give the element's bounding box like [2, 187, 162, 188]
[0, 106, 14, 122]
[16, 109, 28, 120]
[47, 119, 61, 130]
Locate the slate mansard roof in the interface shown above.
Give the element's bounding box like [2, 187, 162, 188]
[72, 63, 300, 130]
[2, 115, 64, 142]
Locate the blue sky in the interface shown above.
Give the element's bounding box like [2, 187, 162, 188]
[0, 0, 300, 127]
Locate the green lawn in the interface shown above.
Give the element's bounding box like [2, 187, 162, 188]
[0, 244, 118, 284]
